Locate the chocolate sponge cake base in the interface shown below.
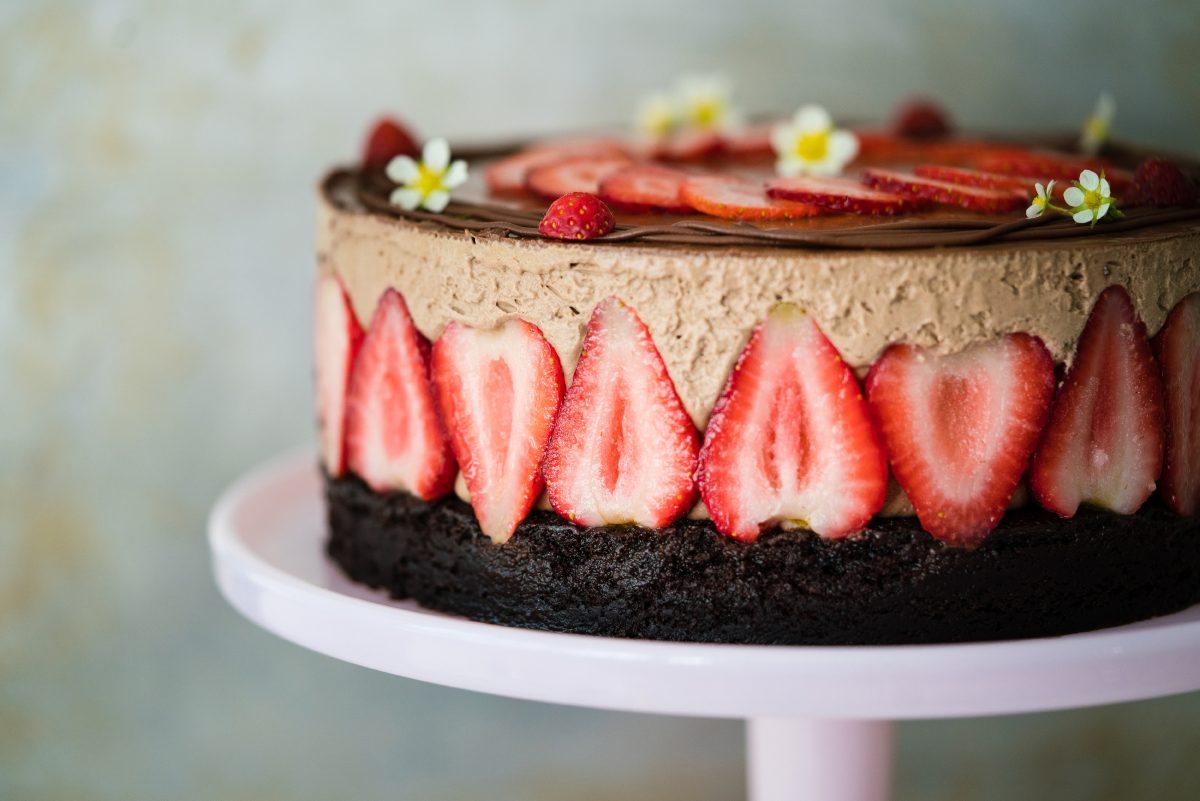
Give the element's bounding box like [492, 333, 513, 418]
[325, 472, 1200, 645]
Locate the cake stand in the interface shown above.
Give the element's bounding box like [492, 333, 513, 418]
[208, 450, 1200, 801]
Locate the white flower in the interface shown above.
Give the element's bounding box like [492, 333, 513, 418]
[1062, 169, 1113, 226]
[1026, 180, 1056, 218]
[1080, 92, 1115, 156]
[386, 137, 468, 213]
[637, 92, 678, 138]
[676, 74, 740, 132]
[771, 105, 859, 177]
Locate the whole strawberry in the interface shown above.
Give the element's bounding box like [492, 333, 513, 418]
[362, 116, 420, 169]
[1130, 158, 1198, 207]
[538, 192, 616, 240]
[893, 98, 952, 139]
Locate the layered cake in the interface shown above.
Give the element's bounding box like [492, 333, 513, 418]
[315, 94, 1200, 644]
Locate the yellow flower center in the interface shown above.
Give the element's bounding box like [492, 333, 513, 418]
[793, 130, 829, 162]
[688, 98, 723, 129]
[414, 164, 444, 195]
[1084, 188, 1103, 209]
[1084, 116, 1108, 142]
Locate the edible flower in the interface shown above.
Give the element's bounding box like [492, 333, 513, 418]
[637, 92, 678, 138]
[1026, 180, 1056, 218]
[1079, 92, 1116, 156]
[635, 74, 741, 137]
[386, 137, 468, 213]
[771, 105, 859, 177]
[1063, 169, 1115, 225]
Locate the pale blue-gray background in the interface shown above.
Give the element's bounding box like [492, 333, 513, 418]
[2, 1, 1198, 799]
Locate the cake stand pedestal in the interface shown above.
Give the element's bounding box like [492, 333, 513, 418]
[208, 451, 1200, 801]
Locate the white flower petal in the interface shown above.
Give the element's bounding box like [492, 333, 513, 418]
[1072, 207, 1094, 224]
[1099, 178, 1111, 198]
[770, 124, 796, 157]
[386, 156, 419, 184]
[1096, 92, 1116, 123]
[1063, 186, 1085, 207]
[775, 157, 803, 178]
[443, 160, 469, 189]
[1079, 169, 1099, 191]
[1026, 203, 1043, 218]
[1034, 182, 1046, 199]
[423, 137, 450, 172]
[1097, 202, 1111, 220]
[423, 190, 450, 213]
[794, 104, 831, 133]
[390, 187, 422, 210]
[1044, 179, 1056, 197]
[827, 130, 860, 166]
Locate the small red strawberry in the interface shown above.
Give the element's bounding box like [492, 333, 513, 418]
[765, 175, 924, 216]
[485, 139, 630, 194]
[344, 288, 456, 499]
[866, 334, 1056, 546]
[538, 192, 616, 240]
[1153, 293, 1199, 516]
[526, 155, 633, 200]
[893, 98, 952, 139]
[431, 319, 565, 542]
[314, 274, 365, 477]
[362, 116, 420, 170]
[1030, 286, 1165, 517]
[697, 304, 888, 541]
[598, 165, 694, 214]
[543, 297, 700, 528]
[1129, 158, 1199, 207]
[862, 169, 1027, 214]
[680, 175, 824, 221]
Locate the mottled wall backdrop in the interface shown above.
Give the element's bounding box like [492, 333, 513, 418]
[2, 0, 1198, 799]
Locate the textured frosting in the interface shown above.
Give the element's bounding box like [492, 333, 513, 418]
[318, 173, 1200, 429]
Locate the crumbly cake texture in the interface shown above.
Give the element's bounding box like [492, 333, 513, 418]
[325, 473, 1200, 644]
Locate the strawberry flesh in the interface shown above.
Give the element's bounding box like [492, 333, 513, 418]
[697, 304, 888, 540]
[432, 319, 565, 542]
[1030, 286, 1165, 517]
[766, 175, 924, 216]
[543, 297, 700, 528]
[599, 165, 694, 214]
[680, 175, 823, 221]
[314, 274, 364, 477]
[862, 169, 1027, 214]
[1154, 292, 1200, 516]
[912, 164, 1033, 196]
[526, 155, 633, 200]
[866, 334, 1056, 546]
[344, 288, 456, 499]
[485, 139, 630, 194]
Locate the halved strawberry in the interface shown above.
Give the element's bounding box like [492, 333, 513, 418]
[542, 297, 700, 528]
[765, 175, 922, 216]
[680, 175, 823, 221]
[912, 164, 1033, 195]
[862, 169, 1027, 214]
[484, 139, 629, 194]
[893, 98, 952, 139]
[598, 165, 693, 214]
[344, 288, 456, 499]
[865, 334, 1056, 546]
[1155, 293, 1200, 516]
[1030, 286, 1165, 517]
[314, 274, 365, 477]
[431, 319, 565, 542]
[362, 116, 419, 169]
[697, 305, 888, 541]
[526, 155, 634, 200]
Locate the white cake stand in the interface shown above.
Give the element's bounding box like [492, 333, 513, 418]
[208, 450, 1200, 801]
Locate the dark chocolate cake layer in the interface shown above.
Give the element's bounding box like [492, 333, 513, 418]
[325, 472, 1200, 645]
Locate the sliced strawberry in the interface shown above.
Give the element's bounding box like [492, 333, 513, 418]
[680, 175, 824, 221]
[765, 175, 923, 216]
[1030, 286, 1165, 517]
[721, 124, 776, 157]
[431, 319, 565, 542]
[851, 130, 924, 164]
[526, 155, 634, 200]
[697, 305, 888, 541]
[653, 129, 724, 161]
[484, 139, 629, 194]
[866, 334, 1056, 546]
[969, 148, 1132, 189]
[912, 164, 1033, 195]
[314, 274, 365, 477]
[599, 165, 694, 214]
[362, 116, 419, 169]
[543, 297, 700, 528]
[1155, 293, 1200, 516]
[344, 288, 456, 499]
[862, 169, 1027, 214]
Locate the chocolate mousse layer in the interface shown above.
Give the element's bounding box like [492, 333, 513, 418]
[325, 471, 1200, 645]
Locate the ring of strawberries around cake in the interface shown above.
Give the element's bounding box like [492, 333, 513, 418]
[313, 123, 1200, 645]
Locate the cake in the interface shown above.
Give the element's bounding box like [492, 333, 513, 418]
[314, 94, 1200, 644]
